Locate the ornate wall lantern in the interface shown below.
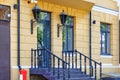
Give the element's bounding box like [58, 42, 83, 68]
[31, 5, 41, 34]
[57, 10, 67, 37]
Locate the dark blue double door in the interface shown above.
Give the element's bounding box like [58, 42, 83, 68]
[37, 11, 51, 67]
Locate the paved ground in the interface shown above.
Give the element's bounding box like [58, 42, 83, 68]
[102, 73, 120, 78]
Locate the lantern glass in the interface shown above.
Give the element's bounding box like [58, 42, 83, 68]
[32, 5, 41, 22]
[59, 11, 67, 25]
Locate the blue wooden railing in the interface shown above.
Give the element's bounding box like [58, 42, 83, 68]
[31, 48, 70, 80]
[62, 50, 102, 80]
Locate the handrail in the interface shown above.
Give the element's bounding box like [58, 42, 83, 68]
[63, 50, 100, 64]
[44, 48, 69, 65]
[62, 49, 102, 80]
[76, 50, 101, 65]
[31, 48, 70, 80]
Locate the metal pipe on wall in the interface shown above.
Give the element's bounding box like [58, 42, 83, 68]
[89, 11, 92, 76]
[17, 0, 21, 70]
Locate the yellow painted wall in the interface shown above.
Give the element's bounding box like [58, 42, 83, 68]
[0, 0, 119, 80]
[92, 10, 119, 75]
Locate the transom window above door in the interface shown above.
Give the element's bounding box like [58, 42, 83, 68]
[100, 23, 111, 55]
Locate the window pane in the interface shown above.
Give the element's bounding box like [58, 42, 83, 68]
[101, 33, 105, 53]
[107, 33, 110, 54]
[68, 28, 73, 51]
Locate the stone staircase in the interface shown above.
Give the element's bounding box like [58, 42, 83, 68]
[30, 48, 102, 80]
[30, 68, 95, 80]
[54, 68, 95, 80]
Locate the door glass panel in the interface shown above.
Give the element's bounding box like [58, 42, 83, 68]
[62, 16, 74, 51]
[37, 12, 51, 50]
[62, 27, 67, 51]
[68, 27, 73, 51]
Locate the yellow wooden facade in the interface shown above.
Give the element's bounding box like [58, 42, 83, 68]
[0, 0, 119, 80]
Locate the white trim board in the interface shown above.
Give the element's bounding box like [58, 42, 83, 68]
[92, 5, 118, 16]
[100, 55, 113, 58]
[12, 66, 31, 69]
[12, 65, 120, 69]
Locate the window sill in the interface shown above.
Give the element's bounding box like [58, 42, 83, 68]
[100, 55, 112, 58]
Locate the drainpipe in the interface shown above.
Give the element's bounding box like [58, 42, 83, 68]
[17, 0, 21, 70]
[118, 19, 120, 64]
[89, 11, 92, 76]
[118, 0, 120, 64]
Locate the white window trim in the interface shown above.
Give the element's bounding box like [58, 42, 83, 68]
[100, 55, 112, 58]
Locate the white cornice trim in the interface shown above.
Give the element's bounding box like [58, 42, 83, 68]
[92, 5, 118, 16]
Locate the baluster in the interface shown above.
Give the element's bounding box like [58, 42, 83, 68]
[65, 52, 67, 63]
[45, 49, 48, 68]
[68, 63, 70, 79]
[80, 54, 82, 71]
[89, 58, 91, 77]
[68, 52, 70, 68]
[53, 56, 55, 75]
[75, 51, 77, 68]
[95, 62, 97, 80]
[41, 49, 44, 68]
[84, 56, 87, 74]
[48, 52, 51, 71]
[64, 63, 67, 79]
[43, 49, 46, 68]
[72, 51, 74, 69]
[62, 62, 65, 80]
[100, 62, 102, 80]
[31, 48, 33, 68]
[62, 51, 64, 60]
[34, 50, 36, 68]
[40, 49, 42, 68]
[89, 60, 93, 77]
[58, 59, 60, 79]
[91, 64, 93, 76]
[45, 51, 50, 68]
[37, 49, 39, 68]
